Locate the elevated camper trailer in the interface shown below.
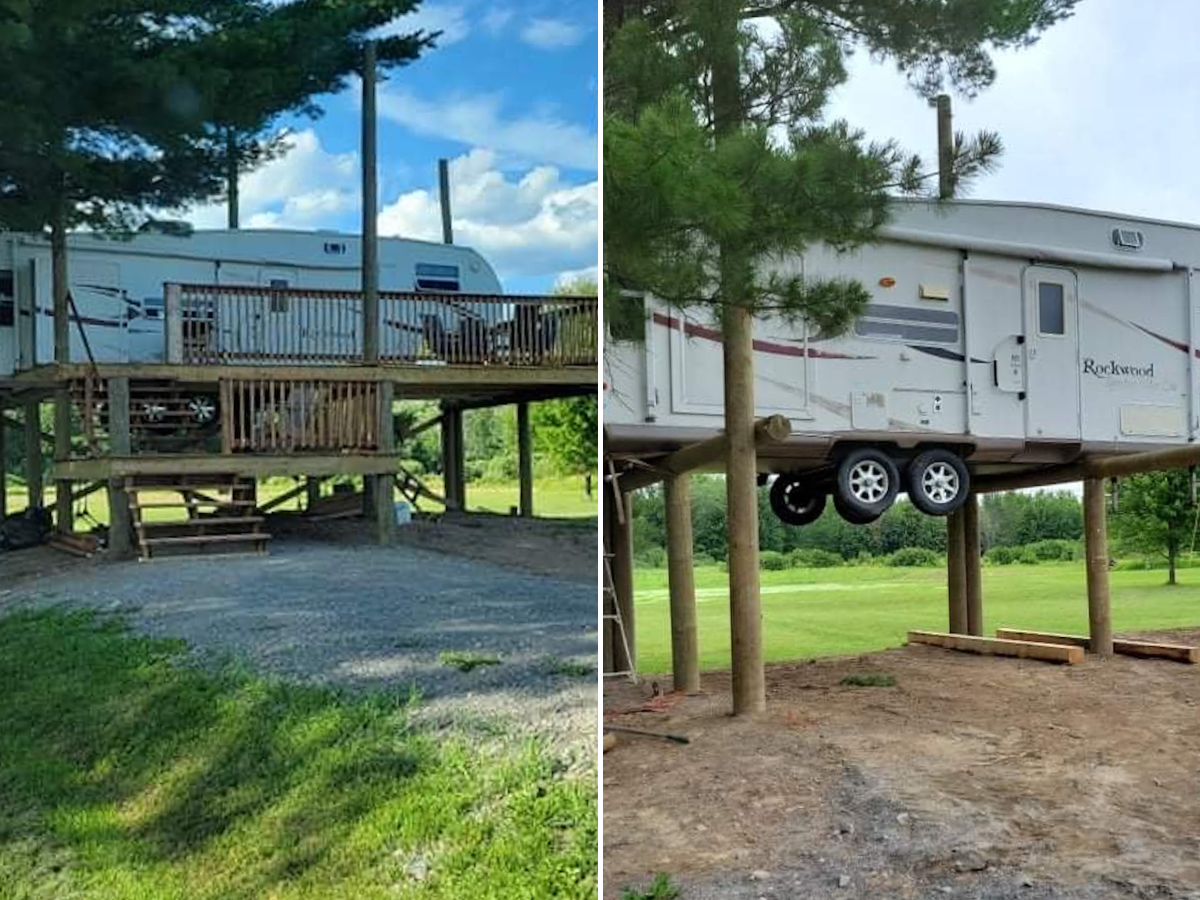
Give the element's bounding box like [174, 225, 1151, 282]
[605, 199, 1200, 525]
[0, 228, 503, 376]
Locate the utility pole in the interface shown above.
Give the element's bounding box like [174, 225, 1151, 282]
[438, 158, 454, 244]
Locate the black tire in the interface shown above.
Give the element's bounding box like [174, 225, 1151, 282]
[833, 493, 881, 525]
[906, 449, 970, 516]
[769, 474, 827, 526]
[835, 448, 899, 521]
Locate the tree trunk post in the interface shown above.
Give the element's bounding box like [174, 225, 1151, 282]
[1084, 477, 1114, 657]
[441, 404, 465, 511]
[361, 40, 380, 365]
[946, 507, 968, 634]
[106, 377, 132, 556]
[963, 493, 983, 636]
[373, 381, 396, 545]
[609, 490, 636, 674]
[23, 400, 42, 510]
[226, 129, 240, 230]
[937, 94, 954, 200]
[306, 477, 322, 511]
[517, 401, 533, 518]
[665, 473, 700, 693]
[53, 388, 72, 534]
[52, 202, 69, 365]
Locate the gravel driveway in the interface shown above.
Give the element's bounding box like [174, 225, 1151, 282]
[3, 539, 597, 763]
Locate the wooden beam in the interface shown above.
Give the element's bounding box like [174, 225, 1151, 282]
[907, 631, 1084, 664]
[258, 481, 310, 515]
[52, 453, 401, 481]
[1083, 477, 1113, 657]
[995, 629, 1199, 664]
[665, 473, 700, 694]
[946, 508, 968, 634]
[517, 401, 533, 518]
[53, 387, 72, 534]
[373, 381, 396, 544]
[619, 414, 791, 494]
[106, 377, 132, 556]
[973, 464, 1088, 494]
[1090, 443, 1200, 479]
[963, 494, 983, 636]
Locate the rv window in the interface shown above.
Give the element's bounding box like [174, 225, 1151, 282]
[415, 263, 461, 292]
[0, 269, 13, 298]
[1038, 283, 1065, 335]
[852, 303, 961, 345]
[0, 270, 13, 327]
[269, 279, 290, 313]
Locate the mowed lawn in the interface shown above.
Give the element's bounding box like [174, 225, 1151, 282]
[632, 562, 1200, 674]
[0, 610, 596, 900]
[3, 475, 597, 524]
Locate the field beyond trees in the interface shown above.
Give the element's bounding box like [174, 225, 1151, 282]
[632, 562, 1200, 674]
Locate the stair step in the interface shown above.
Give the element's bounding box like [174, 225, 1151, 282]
[137, 516, 265, 531]
[142, 533, 272, 548]
[130, 498, 257, 509]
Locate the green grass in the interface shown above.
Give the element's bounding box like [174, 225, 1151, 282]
[620, 874, 681, 900]
[0, 609, 596, 899]
[2, 474, 598, 524]
[438, 650, 502, 672]
[840, 673, 897, 688]
[632, 562, 1200, 674]
[538, 656, 594, 678]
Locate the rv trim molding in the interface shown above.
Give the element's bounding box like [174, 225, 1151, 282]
[880, 226, 1177, 273]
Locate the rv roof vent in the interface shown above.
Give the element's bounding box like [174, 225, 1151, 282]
[1112, 227, 1144, 250]
[138, 219, 194, 237]
[323, 241, 348, 255]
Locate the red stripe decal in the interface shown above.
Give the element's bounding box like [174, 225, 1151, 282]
[652, 313, 874, 360]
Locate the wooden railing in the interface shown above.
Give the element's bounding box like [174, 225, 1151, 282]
[220, 378, 381, 453]
[166, 284, 598, 368]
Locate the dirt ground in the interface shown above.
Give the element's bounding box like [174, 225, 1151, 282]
[604, 632, 1200, 900]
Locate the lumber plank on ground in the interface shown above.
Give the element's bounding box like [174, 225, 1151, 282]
[995, 628, 1199, 664]
[906, 630, 1084, 664]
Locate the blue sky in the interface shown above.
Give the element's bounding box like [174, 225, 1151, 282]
[187, 0, 598, 295]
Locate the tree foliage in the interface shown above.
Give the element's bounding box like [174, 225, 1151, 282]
[1111, 472, 1198, 585]
[603, 0, 1076, 333]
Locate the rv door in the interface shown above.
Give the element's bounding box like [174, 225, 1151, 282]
[1023, 265, 1080, 440]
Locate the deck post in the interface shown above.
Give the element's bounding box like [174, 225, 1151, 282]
[1084, 477, 1113, 657]
[306, 477, 322, 510]
[0, 401, 7, 519]
[23, 400, 42, 510]
[361, 41, 380, 365]
[947, 507, 968, 634]
[665, 473, 700, 693]
[106, 377, 132, 555]
[372, 381, 397, 544]
[963, 493, 983, 636]
[53, 388, 72, 533]
[164, 284, 184, 364]
[607, 488, 636, 674]
[517, 401, 533, 517]
[442, 405, 465, 512]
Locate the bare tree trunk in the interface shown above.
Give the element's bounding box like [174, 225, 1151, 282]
[1168, 538, 1178, 585]
[51, 190, 69, 365]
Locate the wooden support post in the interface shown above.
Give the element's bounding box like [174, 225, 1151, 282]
[947, 507, 968, 634]
[665, 473, 700, 693]
[602, 487, 616, 675]
[1084, 477, 1113, 657]
[52, 206, 69, 365]
[23, 400, 42, 510]
[442, 405, 465, 512]
[53, 388, 72, 534]
[106, 377, 132, 555]
[361, 40, 380, 365]
[517, 401, 533, 518]
[373, 381, 396, 544]
[963, 494, 983, 636]
[724, 303, 764, 715]
[306, 477, 322, 510]
[610, 491, 636, 675]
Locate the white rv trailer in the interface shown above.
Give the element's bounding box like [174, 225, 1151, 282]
[605, 198, 1200, 525]
[0, 227, 503, 376]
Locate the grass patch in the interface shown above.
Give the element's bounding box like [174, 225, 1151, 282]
[539, 656, 594, 678]
[840, 673, 897, 688]
[0, 609, 596, 899]
[621, 873, 681, 900]
[633, 562, 1200, 673]
[438, 650, 502, 672]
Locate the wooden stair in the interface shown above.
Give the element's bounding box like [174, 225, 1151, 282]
[126, 475, 271, 560]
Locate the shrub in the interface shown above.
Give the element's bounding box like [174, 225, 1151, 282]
[1027, 539, 1079, 561]
[635, 546, 667, 569]
[1018, 547, 1041, 565]
[758, 550, 790, 571]
[788, 548, 843, 569]
[887, 547, 942, 567]
[985, 545, 1021, 565]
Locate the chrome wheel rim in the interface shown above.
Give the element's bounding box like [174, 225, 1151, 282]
[848, 460, 889, 504]
[781, 481, 816, 515]
[141, 402, 166, 423]
[921, 462, 959, 505]
[188, 396, 217, 423]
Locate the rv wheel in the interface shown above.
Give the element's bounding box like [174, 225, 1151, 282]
[833, 493, 881, 525]
[835, 448, 899, 521]
[906, 450, 970, 516]
[769, 474, 826, 526]
[187, 394, 218, 425]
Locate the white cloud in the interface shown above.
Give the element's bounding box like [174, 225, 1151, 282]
[481, 7, 514, 35]
[377, 2, 470, 46]
[376, 87, 597, 170]
[555, 266, 599, 289]
[520, 17, 585, 49]
[183, 129, 358, 230]
[378, 149, 597, 283]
